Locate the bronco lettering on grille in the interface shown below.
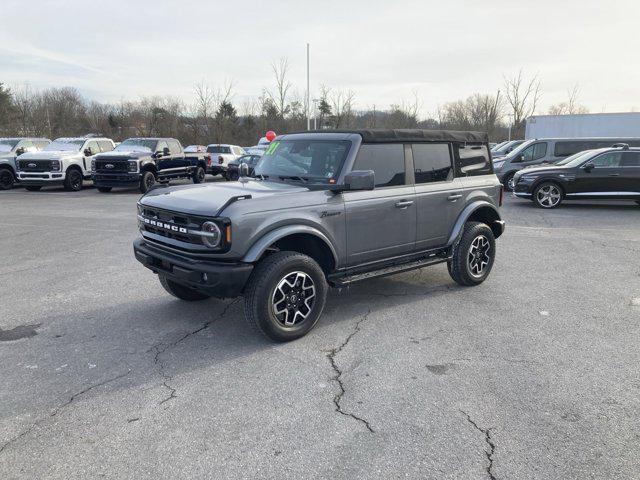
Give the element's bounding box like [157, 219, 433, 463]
[142, 217, 188, 234]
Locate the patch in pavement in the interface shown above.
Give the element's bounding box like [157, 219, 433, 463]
[425, 363, 457, 375]
[0, 323, 41, 341]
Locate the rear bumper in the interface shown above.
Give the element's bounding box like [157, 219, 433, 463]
[93, 173, 141, 187]
[133, 238, 253, 298]
[207, 165, 227, 175]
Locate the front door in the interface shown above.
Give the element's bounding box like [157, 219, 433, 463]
[573, 151, 624, 194]
[344, 143, 416, 266]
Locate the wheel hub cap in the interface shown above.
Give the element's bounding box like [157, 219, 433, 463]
[272, 271, 316, 326]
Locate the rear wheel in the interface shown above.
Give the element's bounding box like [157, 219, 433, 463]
[448, 221, 496, 286]
[0, 168, 15, 190]
[244, 251, 328, 342]
[97, 186, 112, 193]
[533, 182, 563, 209]
[25, 185, 42, 191]
[159, 275, 211, 301]
[192, 166, 205, 184]
[63, 168, 83, 191]
[139, 171, 156, 193]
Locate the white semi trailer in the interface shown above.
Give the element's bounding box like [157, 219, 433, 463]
[525, 112, 640, 140]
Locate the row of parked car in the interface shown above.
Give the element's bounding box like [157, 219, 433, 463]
[0, 135, 266, 193]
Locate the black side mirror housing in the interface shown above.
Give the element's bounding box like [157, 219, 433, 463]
[84, 148, 93, 157]
[15, 147, 25, 156]
[583, 162, 595, 172]
[163, 147, 171, 156]
[344, 170, 375, 191]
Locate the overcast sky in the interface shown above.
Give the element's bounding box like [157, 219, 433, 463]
[1, 0, 639, 117]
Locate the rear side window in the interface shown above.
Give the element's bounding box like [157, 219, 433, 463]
[353, 144, 405, 188]
[411, 143, 453, 183]
[621, 152, 640, 166]
[455, 144, 492, 176]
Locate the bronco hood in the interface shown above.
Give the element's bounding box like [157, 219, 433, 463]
[140, 179, 310, 216]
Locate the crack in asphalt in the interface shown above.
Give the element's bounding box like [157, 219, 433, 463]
[151, 298, 240, 406]
[325, 309, 375, 433]
[0, 369, 131, 456]
[461, 410, 497, 480]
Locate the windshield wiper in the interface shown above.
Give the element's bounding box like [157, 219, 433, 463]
[279, 175, 309, 183]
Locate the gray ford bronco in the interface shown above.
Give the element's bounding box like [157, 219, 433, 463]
[133, 130, 505, 341]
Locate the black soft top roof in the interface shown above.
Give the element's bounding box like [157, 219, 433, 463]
[291, 129, 488, 144]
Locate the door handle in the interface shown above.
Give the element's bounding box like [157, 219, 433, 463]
[395, 200, 414, 208]
[608, 173, 620, 177]
[447, 194, 463, 201]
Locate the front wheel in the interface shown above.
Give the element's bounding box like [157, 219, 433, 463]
[97, 186, 112, 193]
[0, 169, 15, 190]
[139, 171, 156, 193]
[192, 166, 205, 184]
[533, 182, 563, 209]
[63, 169, 83, 191]
[25, 185, 42, 191]
[448, 221, 496, 287]
[159, 275, 211, 301]
[503, 172, 516, 192]
[244, 251, 328, 342]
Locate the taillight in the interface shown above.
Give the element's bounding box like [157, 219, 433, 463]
[499, 185, 504, 206]
[218, 155, 224, 164]
[206, 154, 212, 166]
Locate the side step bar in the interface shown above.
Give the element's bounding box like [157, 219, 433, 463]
[329, 252, 450, 287]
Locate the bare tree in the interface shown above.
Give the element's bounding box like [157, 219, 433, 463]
[548, 84, 589, 115]
[329, 89, 355, 128]
[268, 58, 292, 118]
[503, 70, 541, 134]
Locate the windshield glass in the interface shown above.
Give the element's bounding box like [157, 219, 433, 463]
[254, 140, 350, 182]
[44, 139, 85, 152]
[0, 139, 20, 152]
[115, 139, 157, 153]
[554, 150, 595, 167]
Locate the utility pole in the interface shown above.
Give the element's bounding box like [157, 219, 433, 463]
[306, 43, 310, 131]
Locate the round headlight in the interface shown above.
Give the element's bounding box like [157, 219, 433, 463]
[201, 221, 222, 248]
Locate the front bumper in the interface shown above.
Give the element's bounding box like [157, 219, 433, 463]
[93, 172, 141, 187]
[133, 238, 253, 298]
[17, 172, 65, 185]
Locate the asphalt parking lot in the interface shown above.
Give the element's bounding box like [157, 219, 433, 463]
[1, 181, 639, 480]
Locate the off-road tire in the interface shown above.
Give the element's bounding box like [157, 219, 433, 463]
[97, 186, 112, 193]
[140, 171, 156, 194]
[0, 168, 15, 190]
[159, 275, 210, 301]
[448, 221, 496, 287]
[25, 185, 42, 191]
[63, 168, 83, 191]
[192, 166, 206, 184]
[244, 251, 328, 342]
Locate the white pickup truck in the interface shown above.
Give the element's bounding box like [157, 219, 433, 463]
[205, 144, 246, 178]
[17, 136, 115, 191]
[0, 137, 51, 189]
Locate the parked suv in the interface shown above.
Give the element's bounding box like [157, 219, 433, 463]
[0, 138, 51, 189]
[133, 130, 505, 341]
[512, 144, 640, 208]
[92, 138, 208, 193]
[17, 136, 114, 191]
[205, 144, 246, 177]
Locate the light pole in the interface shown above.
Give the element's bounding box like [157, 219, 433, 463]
[306, 43, 310, 131]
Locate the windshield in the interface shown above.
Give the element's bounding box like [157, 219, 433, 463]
[0, 139, 20, 152]
[554, 150, 595, 167]
[44, 139, 85, 152]
[115, 139, 157, 153]
[254, 140, 350, 182]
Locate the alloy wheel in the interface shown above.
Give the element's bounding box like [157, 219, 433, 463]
[468, 235, 491, 278]
[271, 271, 316, 326]
[507, 176, 515, 191]
[536, 184, 561, 208]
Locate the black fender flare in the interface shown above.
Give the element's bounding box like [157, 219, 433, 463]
[446, 201, 503, 246]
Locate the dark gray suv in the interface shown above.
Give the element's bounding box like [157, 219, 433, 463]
[133, 129, 505, 341]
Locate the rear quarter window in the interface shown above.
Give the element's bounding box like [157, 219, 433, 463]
[455, 144, 492, 176]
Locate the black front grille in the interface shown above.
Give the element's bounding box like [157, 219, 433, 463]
[96, 159, 129, 173]
[18, 160, 52, 172]
[139, 206, 207, 246]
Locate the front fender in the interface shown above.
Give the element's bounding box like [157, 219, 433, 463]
[243, 225, 339, 265]
[446, 200, 502, 246]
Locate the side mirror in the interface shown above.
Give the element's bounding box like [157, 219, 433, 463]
[163, 147, 171, 156]
[15, 147, 25, 156]
[84, 147, 93, 157]
[154, 151, 163, 158]
[344, 170, 375, 191]
[239, 162, 249, 177]
[583, 162, 595, 172]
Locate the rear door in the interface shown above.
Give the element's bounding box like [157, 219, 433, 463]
[344, 143, 416, 266]
[411, 142, 463, 249]
[620, 152, 640, 196]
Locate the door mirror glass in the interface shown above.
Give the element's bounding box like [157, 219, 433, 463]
[582, 162, 595, 172]
[344, 170, 375, 191]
